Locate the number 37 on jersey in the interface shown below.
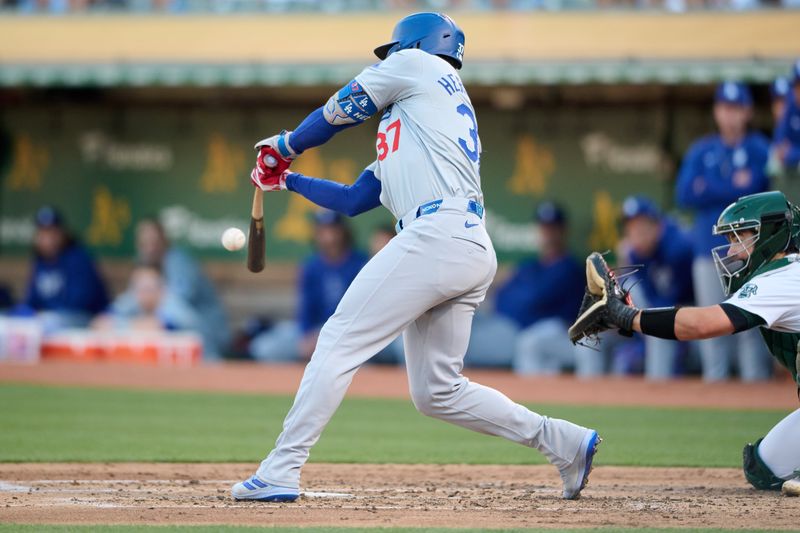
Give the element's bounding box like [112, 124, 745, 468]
[375, 103, 480, 164]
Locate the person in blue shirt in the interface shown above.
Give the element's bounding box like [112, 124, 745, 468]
[128, 217, 231, 358]
[618, 196, 694, 379]
[250, 210, 368, 362]
[19, 206, 109, 332]
[675, 80, 773, 381]
[770, 77, 791, 125]
[492, 202, 592, 375]
[92, 264, 200, 334]
[774, 60, 800, 175]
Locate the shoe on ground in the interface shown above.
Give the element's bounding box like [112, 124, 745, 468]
[782, 472, 800, 497]
[231, 475, 299, 502]
[559, 429, 601, 500]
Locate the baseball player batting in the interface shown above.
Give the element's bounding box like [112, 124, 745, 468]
[571, 190, 800, 496]
[233, 12, 601, 503]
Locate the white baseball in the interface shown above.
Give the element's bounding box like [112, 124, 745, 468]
[221, 227, 246, 251]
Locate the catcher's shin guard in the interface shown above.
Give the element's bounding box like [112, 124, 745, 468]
[742, 439, 784, 491]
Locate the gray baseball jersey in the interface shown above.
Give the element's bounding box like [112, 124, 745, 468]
[355, 49, 483, 219]
[249, 50, 593, 494]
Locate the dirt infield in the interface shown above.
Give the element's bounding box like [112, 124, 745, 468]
[1, 360, 797, 409]
[1, 463, 798, 530]
[2, 361, 799, 529]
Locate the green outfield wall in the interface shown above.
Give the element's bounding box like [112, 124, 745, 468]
[0, 95, 769, 262]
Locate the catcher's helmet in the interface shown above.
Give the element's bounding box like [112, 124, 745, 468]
[374, 12, 465, 70]
[712, 191, 800, 295]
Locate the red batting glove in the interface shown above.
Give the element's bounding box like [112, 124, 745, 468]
[251, 168, 290, 191]
[251, 146, 292, 191]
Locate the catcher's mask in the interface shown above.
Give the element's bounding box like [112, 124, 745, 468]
[712, 191, 799, 295]
[374, 12, 465, 70]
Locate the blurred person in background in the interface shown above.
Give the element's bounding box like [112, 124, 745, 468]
[617, 195, 694, 379]
[17, 206, 109, 331]
[368, 224, 395, 257]
[250, 210, 368, 362]
[132, 217, 230, 357]
[368, 224, 405, 364]
[486, 202, 594, 375]
[92, 263, 199, 333]
[773, 60, 800, 176]
[675, 80, 773, 381]
[770, 77, 791, 125]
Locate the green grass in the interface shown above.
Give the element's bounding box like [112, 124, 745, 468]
[0, 384, 787, 467]
[0, 527, 786, 533]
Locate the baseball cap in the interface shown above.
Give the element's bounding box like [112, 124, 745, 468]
[534, 201, 567, 226]
[714, 81, 753, 107]
[313, 209, 344, 226]
[621, 195, 660, 221]
[792, 59, 800, 84]
[770, 77, 791, 99]
[34, 205, 64, 228]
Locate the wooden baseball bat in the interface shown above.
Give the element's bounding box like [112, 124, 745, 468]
[246, 187, 265, 273]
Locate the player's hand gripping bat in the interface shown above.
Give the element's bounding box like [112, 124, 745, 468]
[246, 147, 291, 273]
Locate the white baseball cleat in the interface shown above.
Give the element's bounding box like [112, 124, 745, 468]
[559, 429, 601, 500]
[231, 475, 299, 502]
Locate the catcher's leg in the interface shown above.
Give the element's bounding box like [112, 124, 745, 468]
[756, 407, 800, 486]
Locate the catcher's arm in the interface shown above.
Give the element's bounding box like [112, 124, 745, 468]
[569, 253, 741, 344]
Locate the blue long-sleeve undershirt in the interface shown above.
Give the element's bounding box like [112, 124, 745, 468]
[286, 167, 383, 217]
[288, 107, 360, 154]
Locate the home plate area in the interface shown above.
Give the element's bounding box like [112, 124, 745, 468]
[1, 462, 798, 529]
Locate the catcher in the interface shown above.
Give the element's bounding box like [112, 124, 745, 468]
[570, 190, 800, 496]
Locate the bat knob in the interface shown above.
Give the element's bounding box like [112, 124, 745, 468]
[265, 155, 277, 168]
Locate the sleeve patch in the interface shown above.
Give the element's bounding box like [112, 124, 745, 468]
[323, 79, 378, 126]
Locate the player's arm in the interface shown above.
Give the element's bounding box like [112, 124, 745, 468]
[286, 164, 382, 217]
[625, 303, 764, 340]
[254, 77, 380, 164]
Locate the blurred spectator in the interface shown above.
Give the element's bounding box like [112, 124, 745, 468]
[131, 217, 230, 357]
[770, 77, 791, 125]
[773, 60, 800, 175]
[368, 224, 405, 364]
[16, 206, 109, 331]
[474, 202, 598, 375]
[369, 224, 395, 257]
[675, 80, 773, 381]
[92, 263, 199, 333]
[617, 195, 694, 379]
[250, 210, 368, 362]
[0, 283, 13, 311]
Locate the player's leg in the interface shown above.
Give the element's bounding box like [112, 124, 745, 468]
[644, 336, 679, 380]
[513, 318, 574, 375]
[403, 288, 598, 498]
[692, 257, 735, 381]
[755, 407, 800, 484]
[236, 212, 498, 496]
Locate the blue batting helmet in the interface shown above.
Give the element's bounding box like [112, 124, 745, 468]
[374, 12, 465, 70]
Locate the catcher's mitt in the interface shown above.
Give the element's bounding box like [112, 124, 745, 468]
[568, 252, 638, 345]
